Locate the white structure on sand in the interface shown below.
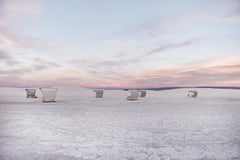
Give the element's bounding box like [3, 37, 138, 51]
[39, 88, 58, 102]
[93, 89, 104, 98]
[127, 90, 139, 100]
[139, 90, 147, 97]
[25, 89, 37, 98]
[188, 90, 198, 97]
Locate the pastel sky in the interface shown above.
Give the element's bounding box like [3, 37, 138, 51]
[0, 0, 240, 88]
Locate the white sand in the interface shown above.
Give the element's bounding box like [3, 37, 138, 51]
[0, 87, 240, 160]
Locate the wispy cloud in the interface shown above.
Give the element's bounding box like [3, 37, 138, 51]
[0, 0, 48, 49]
[221, 0, 240, 22]
[117, 0, 240, 42]
[118, 18, 172, 38]
[1, 57, 240, 88]
[145, 38, 202, 56]
[130, 58, 240, 88]
[0, 27, 51, 49]
[69, 37, 203, 81]
[0, 28, 19, 46]
[0, 0, 44, 18]
[0, 49, 19, 65]
[33, 58, 60, 68]
[0, 59, 60, 75]
[0, 0, 239, 88]
[109, 38, 203, 65]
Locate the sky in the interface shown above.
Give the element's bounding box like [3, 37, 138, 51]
[0, 0, 240, 88]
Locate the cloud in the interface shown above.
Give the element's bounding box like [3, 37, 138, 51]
[69, 57, 141, 88]
[0, 48, 19, 65]
[130, 58, 240, 88]
[0, 66, 87, 88]
[1, 57, 240, 88]
[117, 0, 240, 42]
[0, 49, 10, 59]
[223, 0, 240, 15]
[205, 0, 240, 24]
[0, 56, 61, 81]
[145, 38, 202, 56]
[0, 68, 32, 75]
[117, 12, 196, 39]
[69, 37, 203, 82]
[118, 18, 171, 38]
[109, 38, 203, 65]
[0, 27, 19, 46]
[0, 0, 48, 49]
[0, 0, 239, 88]
[0, 24, 54, 49]
[31, 58, 61, 72]
[0, 0, 44, 18]
[0, 74, 69, 88]
[220, 0, 240, 23]
[33, 58, 60, 68]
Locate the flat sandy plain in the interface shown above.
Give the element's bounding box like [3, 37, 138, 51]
[0, 87, 240, 160]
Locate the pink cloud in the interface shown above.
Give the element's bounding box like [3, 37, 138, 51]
[64, 58, 240, 88]
[127, 59, 240, 88]
[0, 49, 19, 66]
[1, 54, 240, 88]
